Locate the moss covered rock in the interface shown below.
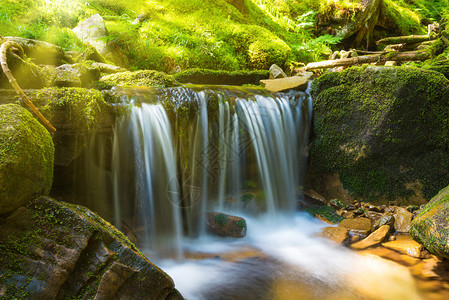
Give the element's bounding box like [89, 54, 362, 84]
[99, 70, 180, 89]
[29, 88, 114, 166]
[309, 66, 449, 204]
[410, 185, 449, 259]
[0, 196, 182, 299]
[0, 104, 54, 215]
[206, 212, 247, 238]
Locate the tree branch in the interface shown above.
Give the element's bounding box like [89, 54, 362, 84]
[0, 40, 56, 134]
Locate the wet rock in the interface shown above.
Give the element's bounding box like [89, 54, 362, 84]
[207, 212, 247, 238]
[0, 197, 181, 299]
[410, 185, 449, 259]
[41, 63, 100, 87]
[260, 72, 313, 92]
[329, 199, 345, 210]
[351, 225, 390, 250]
[0, 104, 54, 215]
[382, 235, 424, 258]
[373, 214, 395, 231]
[338, 217, 372, 235]
[5, 36, 71, 65]
[393, 207, 413, 233]
[269, 64, 287, 79]
[320, 227, 349, 244]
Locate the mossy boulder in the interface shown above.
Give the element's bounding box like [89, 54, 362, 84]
[99, 70, 180, 89]
[206, 212, 247, 238]
[308, 66, 449, 204]
[0, 196, 182, 299]
[0, 104, 54, 215]
[410, 185, 449, 259]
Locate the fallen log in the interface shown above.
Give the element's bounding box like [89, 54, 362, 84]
[304, 50, 430, 70]
[376, 34, 436, 45]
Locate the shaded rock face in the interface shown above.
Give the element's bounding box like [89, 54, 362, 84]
[0, 197, 182, 299]
[207, 213, 247, 238]
[0, 104, 54, 215]
[410, 185, 449, 259]
[308, 66, 449, 204]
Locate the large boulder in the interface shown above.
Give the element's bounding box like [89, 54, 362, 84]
[308, 66, 449, 204]
[41, 63, 101, 87]
[100, 70, 180, 88]
[410, 185, 449, 259]
[0, 104, 54, 215]
[0, 196, 182, 299]
[5, 36, 72, 66]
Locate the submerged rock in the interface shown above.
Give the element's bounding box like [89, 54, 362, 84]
[410, 185, 449, 259]
[308, 66, 449, 204]
[207, 212, 247, 238]
[0, 197, 182, 299]
[0, 104, 54, 215]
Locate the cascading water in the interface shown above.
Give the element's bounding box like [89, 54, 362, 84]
[71, 85, 422, 300]
[107, 86, 311, 255]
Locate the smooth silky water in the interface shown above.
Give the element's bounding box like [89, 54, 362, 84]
[71, 85, 422, 299]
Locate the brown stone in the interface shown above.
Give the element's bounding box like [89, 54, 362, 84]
[338, 217, 372, 235]
[394, 207, 413, 233]
[260, 72, 313, 92]
[382, 235, 424, 258]
[320, 226, 349, 244]
[351, 225, 391, 250]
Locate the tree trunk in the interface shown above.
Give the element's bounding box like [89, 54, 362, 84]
[304, 50, 431, 70]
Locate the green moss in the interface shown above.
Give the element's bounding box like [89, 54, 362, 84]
[305, 205, 344, 224]
[0, 104, 54, 214]
[213, 214, 229, 226]
[310, 66, 449, 203]
[99, 70, 180, 88]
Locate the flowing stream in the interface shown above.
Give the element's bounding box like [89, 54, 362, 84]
[73, 85, 422, 299]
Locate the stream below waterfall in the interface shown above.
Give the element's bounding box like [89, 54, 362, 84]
[69, 85, 426, 299]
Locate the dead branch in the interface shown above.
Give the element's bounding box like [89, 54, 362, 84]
[304, 50, 430, 71]
[376, 34, 436, 45]
[0, 40, 56, 134]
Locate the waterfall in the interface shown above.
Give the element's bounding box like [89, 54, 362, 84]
[76, 86, 311, 258]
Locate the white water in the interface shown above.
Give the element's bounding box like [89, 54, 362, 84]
[76, 86, 421, 299]
[161, 213, 421, 300]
